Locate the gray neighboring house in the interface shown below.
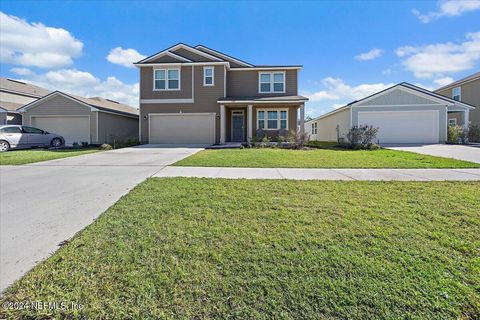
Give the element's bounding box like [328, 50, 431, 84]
[0, 77, 50, 125]
[434, 71, 480, 127]
[135, 43, 308, 144]
[18, 91, 139, 145]
[305, 82, 475, 144]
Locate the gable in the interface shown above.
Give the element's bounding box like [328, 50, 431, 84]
[171, 48, 218, 62]
[356, 87, 444, 106]
[149, 54, 187, 63]
[23, 94, 92, 114]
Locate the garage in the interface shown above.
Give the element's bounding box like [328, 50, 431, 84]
[306, 83, 475, 144]
[358, 110, 439, 144]
[149, 113, 215, 144]
[31, 116, 90, 145]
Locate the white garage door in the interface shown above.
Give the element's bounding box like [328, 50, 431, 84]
[358, 110, 439, 144]
[31, 116, 90, 145]
[149, 113, 215, 144]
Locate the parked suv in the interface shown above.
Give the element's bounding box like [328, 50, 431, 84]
[0, 125, 64, 152]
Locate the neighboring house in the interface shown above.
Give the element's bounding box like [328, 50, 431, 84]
[305, 83, 475, 144]
[135, 43, 308, 144]
[0, 77, 50, 125]
[434, 72, 480, 127]
[18, 91, 139, 145]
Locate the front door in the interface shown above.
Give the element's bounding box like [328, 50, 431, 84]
[232, 111, 244, 142]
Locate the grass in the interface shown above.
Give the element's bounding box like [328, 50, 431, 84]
[0, 148, 99, 165]
[1, 178, 479, 319]
[174, 147, 480, 168]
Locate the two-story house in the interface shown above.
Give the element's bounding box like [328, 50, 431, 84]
[135, 43, 308, 145]
[434, 71, 480, 127]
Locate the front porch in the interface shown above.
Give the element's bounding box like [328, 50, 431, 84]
[447, 106, 470, 127]
[217, 96, 308, 144]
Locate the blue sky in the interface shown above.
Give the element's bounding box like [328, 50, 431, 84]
[1, 0, 479, 117]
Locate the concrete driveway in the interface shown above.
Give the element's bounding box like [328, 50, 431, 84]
[385, 144, 480, 164]
[0, 145, 202, 292]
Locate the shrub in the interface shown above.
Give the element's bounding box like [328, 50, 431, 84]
[99, 143, 113, 150]
[343, 125, 379, 149]
[447, 125, 466, 144]
[72, 142, 80, 149]
[81, 141, 89, 147]
[468, 124, 480, 142]
[259, 135, 271, 148]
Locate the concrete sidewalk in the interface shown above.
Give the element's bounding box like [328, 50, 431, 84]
[155, 166, 480, 181]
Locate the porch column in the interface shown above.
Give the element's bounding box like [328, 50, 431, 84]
[464, 109, 470, 129]
[247, 104, 253, 142]
[299, 104, 305, 134]
[220, 104, 226, 144]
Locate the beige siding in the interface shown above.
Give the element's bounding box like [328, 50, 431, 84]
[314, 108, 351, 142]
[97, 112, 139, 144]
[436, 78, 480, 126]
[448, 112, 463, 125]
[227, 70, 298, 97]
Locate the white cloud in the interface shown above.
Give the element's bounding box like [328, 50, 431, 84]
[396, 32, 480, 78]
[382, 69, 392, 75]
[433, 77, 454, 87]
[107, 47, 146, 68]
[413, 0, 480, 23]
[10, 67, 33, 76]
[0, 12, 83, 68]
[17, 69, 139, 107]
[355, 48, 383, 61]
[303, 77, 394, 103]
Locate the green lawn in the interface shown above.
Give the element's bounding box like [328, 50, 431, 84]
[1, 178, 479, 319]
[174, 148, 480, 168]
[0, 148, 99, 165]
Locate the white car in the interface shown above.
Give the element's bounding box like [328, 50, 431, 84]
[0, 125, 65, 152]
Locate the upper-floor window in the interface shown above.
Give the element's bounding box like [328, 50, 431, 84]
[203, 67, 214, 86]
[452, 87, 461, 101]
[154, 69, 180, 90]
[259, 72, 285, 93]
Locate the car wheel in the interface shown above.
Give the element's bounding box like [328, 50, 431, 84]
[51, 138, 63, 148]
[0, 140, 10, 152]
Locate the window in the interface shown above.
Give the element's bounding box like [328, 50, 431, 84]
[280, 110, 287, 129]
[203, 67, 214, 86]
[22, 126, 43, 134]
[311, 122, 317, 134]
[267, 111, 277, 129]
[0, 126, 22, 133]
[452, 87, 461, 101]
[257, 109, 288, 130]
[154, 69, 180, 90]
[258, 111, 265, 129]
[259, 72, 285, 93]
[449, 118, 457, 126]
